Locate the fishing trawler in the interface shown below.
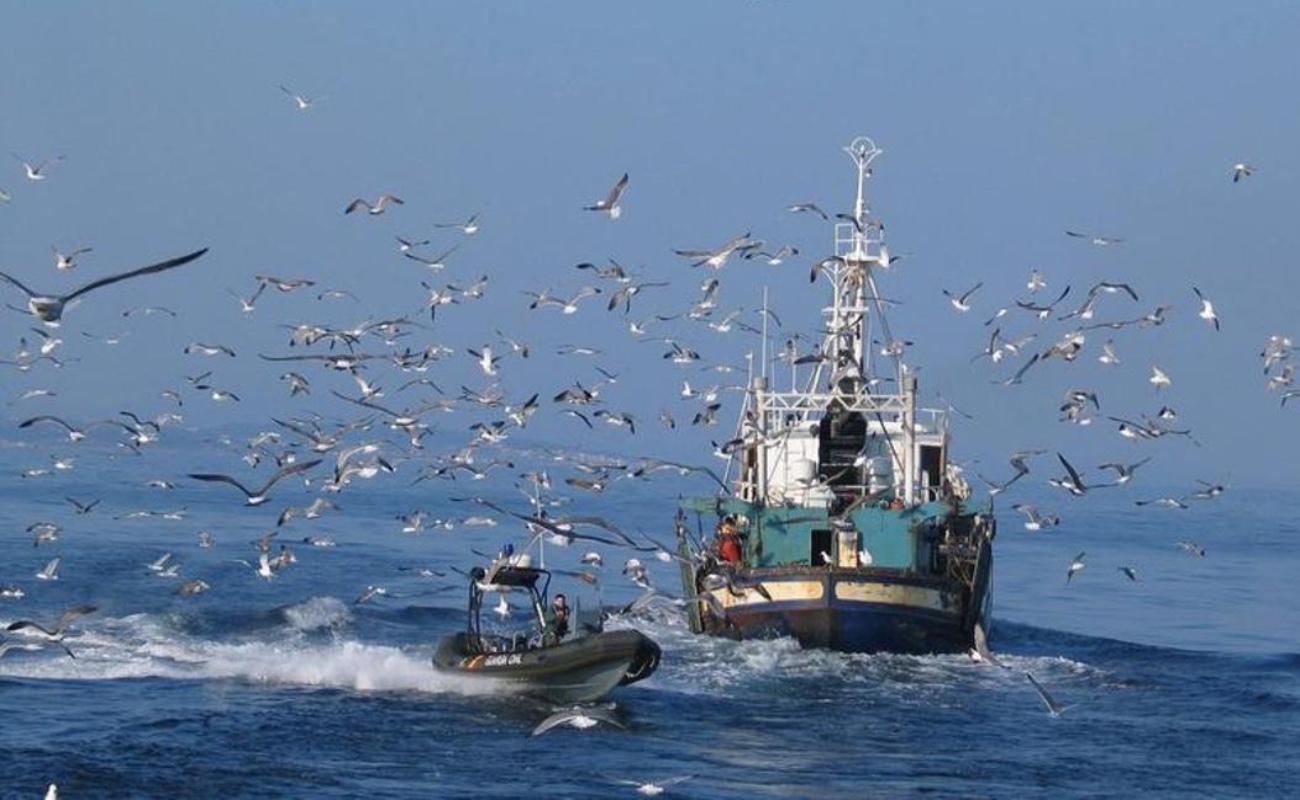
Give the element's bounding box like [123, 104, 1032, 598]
[675, 137, 995, 655]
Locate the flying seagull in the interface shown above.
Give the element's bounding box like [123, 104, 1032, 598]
[584, 172, 629, 219]
[531, 704, 626, 735]
[0, 248, 208, 325]
[1149, 365, 1171, 392]
[674, 232, 758, 270]
[606, 775, 694, 796]
[787, 201, 829, 220]
[1097, 456, 1151, 486]
[187, 458, 323, 506]
[1010, 503, 1059, 531]
[1193, 287, 1220, 331]
[14, 153, 65, 181]
[1065, 230, 1123, 246]
[942, 282, 983, 312]
[1067, 551, 1087, 582]
[52, 245, 93, 272]
[345, 193, 403, 215]
[5, 603, 97, 645]
[279, 84, 321, 111]
[1025, 671, 1074, 716]
[969, 621, 1006, 668]
[1051, 452, 1089, 496]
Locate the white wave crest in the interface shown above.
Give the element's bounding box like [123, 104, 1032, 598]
[0, 610, 546, 699]
[281, 596, 353, 632]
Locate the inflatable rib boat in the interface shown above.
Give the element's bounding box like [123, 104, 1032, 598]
[432, 565, 660, 703]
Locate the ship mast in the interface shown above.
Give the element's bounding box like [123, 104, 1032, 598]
[813, 137, 917, 503]
[733, 137, 925, 506]
[814, 136, 903, 395]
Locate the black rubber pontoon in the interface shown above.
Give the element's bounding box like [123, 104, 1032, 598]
[431, 565, 661, 703]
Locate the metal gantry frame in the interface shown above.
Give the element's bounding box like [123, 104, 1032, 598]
[730, 137, 949, 507]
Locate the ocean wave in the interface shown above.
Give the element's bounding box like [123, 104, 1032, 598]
[280, 596, 353, 632]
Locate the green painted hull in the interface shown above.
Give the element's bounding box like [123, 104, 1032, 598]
[677, 498, 995, 654]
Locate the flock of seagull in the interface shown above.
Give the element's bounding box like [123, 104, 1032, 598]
[0, 100, 1283, 747]
[0, 125, 788, 701]
[948, 211, 1269, 584]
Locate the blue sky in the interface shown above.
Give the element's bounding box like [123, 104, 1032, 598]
[3, 2, 1299, 489]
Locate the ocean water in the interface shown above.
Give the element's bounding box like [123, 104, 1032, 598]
[1, 437, 1297, 800]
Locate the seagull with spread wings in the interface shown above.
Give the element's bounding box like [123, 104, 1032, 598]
[0, 248, 208, 325]
[279, 84, 322, 111]
[674, 232, 759, 270]
[1025, 671, 1074, 716]
[531, 704, 625, 735]
[584, 172, 629, 219]
[942, 282, 983, 312]
[14, 153, 64, 181]
[787, 201, 829, 220]
[1065, 229, 1123, 246]
[344, 193, 403, 215]
[52, 245, 93, 272]
[1193, 287, 1220, 331]
[5, 603, 97, 651]
[187, 459, 323, 506]
[434, 212, 480, 235]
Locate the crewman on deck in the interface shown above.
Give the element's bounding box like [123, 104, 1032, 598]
[542, 593, 570, 645]
[716, 515, 742, 563]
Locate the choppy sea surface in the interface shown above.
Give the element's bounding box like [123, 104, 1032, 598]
[1, 435, 1297, 799]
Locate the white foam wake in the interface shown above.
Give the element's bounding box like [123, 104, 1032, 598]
[0, 603, 521, 698]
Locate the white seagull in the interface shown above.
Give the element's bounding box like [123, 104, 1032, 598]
[531, 705, 626, 735]
[1050, 452, 1089, 496]
[673, 232, 758, 270]
[1098, 456, 1151, 486]
[1231, 163, 1254, 183]
[0, 248, 208, 325]
[1065, 229, 1123, 246]
[528, 286, 602, 314]
[787, 201, 829, 220]
[279, 84, 321, 110]
[35, 556, 61, 582]
[467, 345, 499, 376]
[1098, 339, 1120, 366]
[52, 245, 93, 271]
[1149, 366, 1171, 392]
[942, 282, 983, 312]
[5, 603, 96, 643]
[345, 193, 403, 215]
[403, 243, 460, 270]
[187, 458, 323, 506]
[584, 172, 629, 219]
[608, 776, 695, 796]
[14, 153, 65, 181]
[1192, 287, 1219, 331]
[1067, 551, 1087, 582]
[1011, 503, 1059, 531]
[1025, 671, 1074, 716]
[434, 213, 480, 235]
